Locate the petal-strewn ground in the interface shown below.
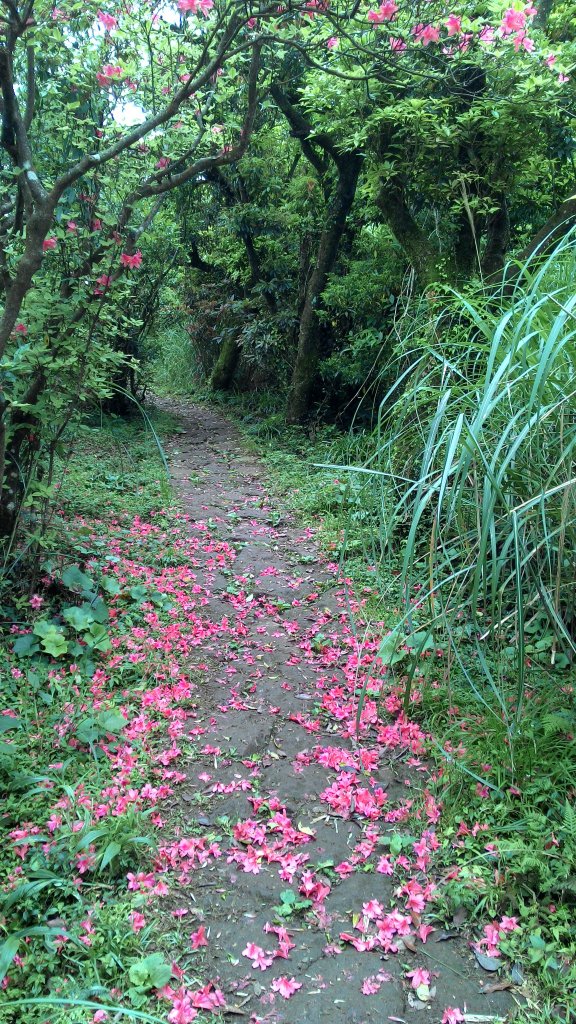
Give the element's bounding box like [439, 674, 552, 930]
[148, 401, 513, 1024]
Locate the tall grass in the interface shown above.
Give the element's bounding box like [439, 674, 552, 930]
[148, 321, 203, 396]
[340, 238, 576, 716]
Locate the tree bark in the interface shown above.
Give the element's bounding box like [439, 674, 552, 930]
[286, 151, 363, 424]
[210, 333, 242, 390]
[481, 195, 510, 278]
[376, 174, 458, 286]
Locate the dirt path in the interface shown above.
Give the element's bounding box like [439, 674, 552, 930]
[154, 399, 512, 1024]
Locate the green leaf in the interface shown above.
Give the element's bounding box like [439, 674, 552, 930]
[75, 718, 99, 745]
[13, 634, 40, 657]
[0, 936, 20, 983]
[97, 710, 127, 735]
[101, 576, 121, 596]
[99, 841, 122, 870]
[128, 954, 171, 990]
[0, 717, 22, 734]
[378, 630, 407, 666]
[33, 621, 68, 657]
[62, 564, 94, 594]
[63, 605, 95, 630]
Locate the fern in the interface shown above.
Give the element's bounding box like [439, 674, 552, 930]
[562, 801, 576, 847]
[541, 711, 575, 738]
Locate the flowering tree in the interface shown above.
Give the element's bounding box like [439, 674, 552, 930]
[0, 0, 273, 536]
[1, 1, 575, 535]
[179, 1, 575, 418]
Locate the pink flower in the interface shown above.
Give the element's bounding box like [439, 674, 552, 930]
[415, 23, 440, 45]
[499, 916, 519, 933]
[42, 237, 57, 251]
[190, 924, 209, 949]
[368, 1, 397, 24]
[120, 250, 143, 269]
[30, 594, 43, 609]
[406, 967, 431, 990]
[271, 976, 302, 998]
[513, 31, 534, 52]
[445, 14, 462, 35]
[96, 64, 123, 88]
[14, 322, 27, 334]
[326, 36, 339, 49]
[93, 1013, 109, 1023]
[242, 942, 274, 970]
[545, 53, 556, 68]
[501, 7, 526, 34]
[479, 25, 495, 44]
[361, 976, 382, 995]
[94, 274, 112, 294]
[558, 73, 570, 83]
[442, 1010, 465, 1024]
[97, 10, 117, 31]
[66, 221, 77, 233]
[130, 911, 146, 932]
[178, 0, 214, 15]
[168, 991, 198, 1024]
[156, 156, 170, 169]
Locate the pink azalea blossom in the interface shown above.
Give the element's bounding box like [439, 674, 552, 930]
[42, 237, 57, 251]
[178, 0, 214, 15]
[130, 911, 146, 932]
[242, 942, 274, 970]
[361, 975, 382, 995]
[190, 924, 209, 949]
[442, 1009, 465, 1024]
[501, 7, 526, 34]
[120, 250, 143, 269]
[168, 991, 198, 1024]
[271, 976, 302, 998]
[326, 36, 339, 49]
[96, 64, 123, 88]
[97, 10, 117, 31]
[499, 916, 519, 933]
[445, 14, 462, 35]
[414, 23, 440, 46]
[367, 0, 397, 23]
[406, 967, 431, 990]
[513, 32, 534, 52]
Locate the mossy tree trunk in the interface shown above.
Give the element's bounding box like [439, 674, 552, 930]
[286, 152, 363, 424]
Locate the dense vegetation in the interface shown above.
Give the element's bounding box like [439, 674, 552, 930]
[1, 1, 575, 1022]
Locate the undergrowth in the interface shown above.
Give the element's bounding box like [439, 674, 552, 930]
[0, 412, 210, 1023]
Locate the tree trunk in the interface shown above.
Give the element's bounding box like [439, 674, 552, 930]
[210, 334, 241, 390]
[375, 177, 454, 286]
[481, 196, 510, 278]
[286, 152, 363, 424]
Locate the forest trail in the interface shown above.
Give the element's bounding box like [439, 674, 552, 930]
[153, 399, 512, 1024]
